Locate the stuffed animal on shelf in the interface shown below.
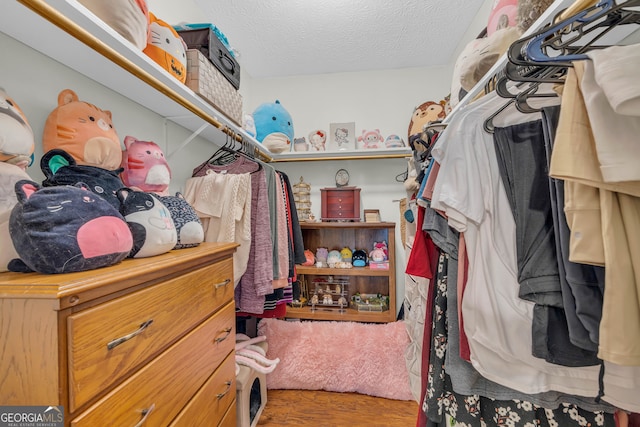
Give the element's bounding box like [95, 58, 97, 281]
[340, 247, 353, 263]
[327, 250, 341, 267]
[308, 130, 326, 151]
[41, 148, 125, 210]
[43, 89, 122, 170]
[315, 247, 328, 267]
[458, 26, 522, 93]
[352, 249, 368, 267]
[120, 135, 171, 196]
[0, 88, 35, 170]
[369, 247, 386, 263]
[252, 100, 294, 153]
[143, 12, 187, 83]
[0, 88, 36, 272]
[77, 0, 150, 50]
[301, 249, 315, 266]
[358, 129, 384, 149]
[8, 180, 132, 274]
[407, 100, 447, 152]
[116, 188, 177, 258]
[292, 137, 309, 152]
[242, 114, 256, 138]
[373, 241, 389, 260]
[384, 134, 405, 148]
[157, 192, 204, 249]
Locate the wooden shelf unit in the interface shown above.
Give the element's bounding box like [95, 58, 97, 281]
[287, 221, 396, 323]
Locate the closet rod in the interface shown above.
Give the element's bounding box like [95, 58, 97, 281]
[18, 0, 272, 162]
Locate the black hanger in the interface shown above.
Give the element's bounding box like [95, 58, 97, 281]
[525, 0, 640, 63]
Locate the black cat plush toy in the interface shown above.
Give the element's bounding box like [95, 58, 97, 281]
[8, 180, 133, 274]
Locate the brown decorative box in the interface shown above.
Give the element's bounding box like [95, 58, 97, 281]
[185, 49, 243, 125]
[320, 187, 361, 222]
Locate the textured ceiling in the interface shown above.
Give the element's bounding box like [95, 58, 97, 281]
[192, 0, 486, 78]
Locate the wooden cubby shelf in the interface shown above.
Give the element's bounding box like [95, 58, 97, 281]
[288, 221, 396, 323]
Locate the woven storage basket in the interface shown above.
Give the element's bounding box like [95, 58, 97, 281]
[185, 49, 243, 125]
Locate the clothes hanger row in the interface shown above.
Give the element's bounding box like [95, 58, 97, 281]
[483, 0, 640, 133]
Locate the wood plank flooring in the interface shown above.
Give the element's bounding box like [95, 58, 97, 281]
[257, 389, 419, 426]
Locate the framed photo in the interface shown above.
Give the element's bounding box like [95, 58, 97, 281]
[328, 122, 356, 152]
[364, 209, 381, 223]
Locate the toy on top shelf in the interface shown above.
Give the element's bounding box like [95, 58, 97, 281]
[0, 88, 35, 272]
[77, 0, 150, 50]
[384, 134, 406, 148]
[252, 100, 294, 153]
[292, 137, 309, 152]
[407, 100, 447, 152]
[358, 129, 384, 149]
[308, 130, 326, 151]
[43, 89, 122, 171]
[143, 12, 187, 84]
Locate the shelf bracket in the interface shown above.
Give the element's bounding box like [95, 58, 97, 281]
[167, 123, 209, 160]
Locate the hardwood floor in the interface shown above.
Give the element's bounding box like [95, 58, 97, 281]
[257, 389, 419, 426]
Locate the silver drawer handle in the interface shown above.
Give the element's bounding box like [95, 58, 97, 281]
[214, 278, 231, 289]
[214, 327, 233, 344]
[133, 403, 155, 427]
[107, 320, 154, 350]
[216, 380, 233, 399]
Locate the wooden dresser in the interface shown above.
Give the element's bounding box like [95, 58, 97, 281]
[0, 242, 238, 427]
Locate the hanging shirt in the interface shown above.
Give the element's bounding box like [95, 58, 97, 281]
[184, 171, 251, 288]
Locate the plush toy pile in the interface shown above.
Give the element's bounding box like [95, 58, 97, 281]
[2, 87, 204, 274]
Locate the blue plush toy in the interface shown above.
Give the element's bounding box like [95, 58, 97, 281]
[252, 100, 294, 153]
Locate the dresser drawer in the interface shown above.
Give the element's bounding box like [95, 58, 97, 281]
[326, 192, 354, 205]
[67, 258, 234, 411]
[218, 402, 237, 427]
[321, 187, 361, 221]
[70, 301, 235, 427]
[169, 352, 236, 426]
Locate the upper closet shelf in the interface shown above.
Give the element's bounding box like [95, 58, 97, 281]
[270, 147, 412, 162]
[441, 0, 639, 126]
[0, 0, 271, 160]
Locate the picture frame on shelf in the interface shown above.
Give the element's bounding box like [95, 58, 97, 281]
[328, 122, 356, 152]
[364, 209, 381, 223]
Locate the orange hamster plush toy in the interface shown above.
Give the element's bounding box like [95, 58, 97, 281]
[143, 12, 187, 83]
[42, 89, 122, 171]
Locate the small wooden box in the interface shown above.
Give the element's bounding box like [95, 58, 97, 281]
[320, 187, 361, 222]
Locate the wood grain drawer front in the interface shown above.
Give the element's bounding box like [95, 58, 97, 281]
[218, 402, 237, 427]
[326, 192, 354, 205]
[71, 302, 235, 427]
[67, 258, 233, 412]
[169, 352, 236, 426]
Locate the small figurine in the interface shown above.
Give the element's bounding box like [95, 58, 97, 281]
[293, 137, 309, 152]
[358, 129, 384, 149]
[338, 296, 347, 306]
[308, 130, 326, 151]
[311, 294, 319, 305]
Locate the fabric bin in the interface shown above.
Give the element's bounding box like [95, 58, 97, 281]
[185, 49, 243, 126]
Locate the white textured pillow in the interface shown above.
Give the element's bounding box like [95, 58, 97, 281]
[78, 0, 149, 50]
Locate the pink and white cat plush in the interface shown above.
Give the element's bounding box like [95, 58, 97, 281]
[358, 129, 384, 149]
[120, 135, 171, 197]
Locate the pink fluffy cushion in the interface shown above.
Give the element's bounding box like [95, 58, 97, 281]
[258, 318, 413, 401]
